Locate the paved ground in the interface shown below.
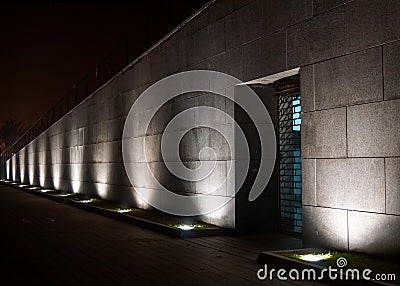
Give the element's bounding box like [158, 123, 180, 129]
[0, 184, 324, 285]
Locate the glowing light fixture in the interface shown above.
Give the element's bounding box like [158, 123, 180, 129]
[79, 199, 96, 204]
[40, 189, 53, 193]
[297, 253, 333, 262]
[19, 184, 29, 188]
[58, 193, 73, 197]
[29, 186, 41, 190]
[115, 208, 132, 214]
[176, 224, 194, 231]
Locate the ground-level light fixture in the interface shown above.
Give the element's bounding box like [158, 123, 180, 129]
[297, 252, 333, 262]
[58, 193, 73, 197]
[115, 208, 132, 214]
[79, 199, 96, 204]
[40, 189, 53, 193]
[29, 186, 41, 190]
[176, 224, 194, 231]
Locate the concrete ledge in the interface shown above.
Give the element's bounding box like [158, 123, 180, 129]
[1, 181, 232, 239]
[66, 199, 232, 239]
[1, 183, 66, 203]
[257, 248, 327, 271]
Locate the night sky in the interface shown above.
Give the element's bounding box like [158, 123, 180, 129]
[0, 0, 205, 130]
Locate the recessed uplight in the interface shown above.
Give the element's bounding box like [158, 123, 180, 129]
[29, 186, 41, 190]
[19, 184, 29, 187]
[79, 199, 95, 204]
[40, 189, 52, 193]
[177, 224, 194, 231]
[115, 208, 132, 213]
[297, 253, 332, 262]
[58, 193, 73, 197]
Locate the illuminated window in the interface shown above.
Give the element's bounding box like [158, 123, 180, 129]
[277, 76, 302, 233]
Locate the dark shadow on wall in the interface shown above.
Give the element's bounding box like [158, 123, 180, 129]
[0, 161, 5, 179]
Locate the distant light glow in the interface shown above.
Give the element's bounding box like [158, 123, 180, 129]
[12, 156, 17, 181]
[39, 153, 46, 186]
[177, 224, 194, 231]
[297, 253, 332, 262]
[79, 199, 96, 204]
[115, 208, 132, 214]
[28, 157, 34, 185]
[58, 193, 73, 197]
[19, 150, 26, 183]
[6, 161, 10, 179]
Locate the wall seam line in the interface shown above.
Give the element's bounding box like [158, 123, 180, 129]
[382, 45, 385, 101]
[384, 158, 386, 214]
[347, 210, 350, 251]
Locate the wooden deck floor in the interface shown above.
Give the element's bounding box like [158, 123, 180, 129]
[0, 184, 325, 285]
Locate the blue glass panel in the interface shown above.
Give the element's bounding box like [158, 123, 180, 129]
[279, 92, 302, 233]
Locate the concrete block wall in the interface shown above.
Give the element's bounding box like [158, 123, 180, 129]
[6, 0, 289, 230]
[299, 0, 400, 257]
[5, 0, 400, 256]
[5, 0, 254, 230]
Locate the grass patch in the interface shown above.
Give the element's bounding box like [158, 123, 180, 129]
[90, 198, 120, 209]
[5, 181, 221, 231]
[124, 208, 217, 229]
[77, 196, 219, 230]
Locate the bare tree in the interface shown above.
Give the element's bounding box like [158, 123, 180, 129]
[0, 118, 24, 154]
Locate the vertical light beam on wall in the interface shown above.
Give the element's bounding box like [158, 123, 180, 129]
[6, 160, 10, 180]
[70, 146, 83, 193]
[28, 143, 35, 184]
[12, 155, 17, 182]
[52, 164, 61, 189]
[19, 149, 25, 183]
[39, 149, 46, 186]
[71, 163, 81, 193]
